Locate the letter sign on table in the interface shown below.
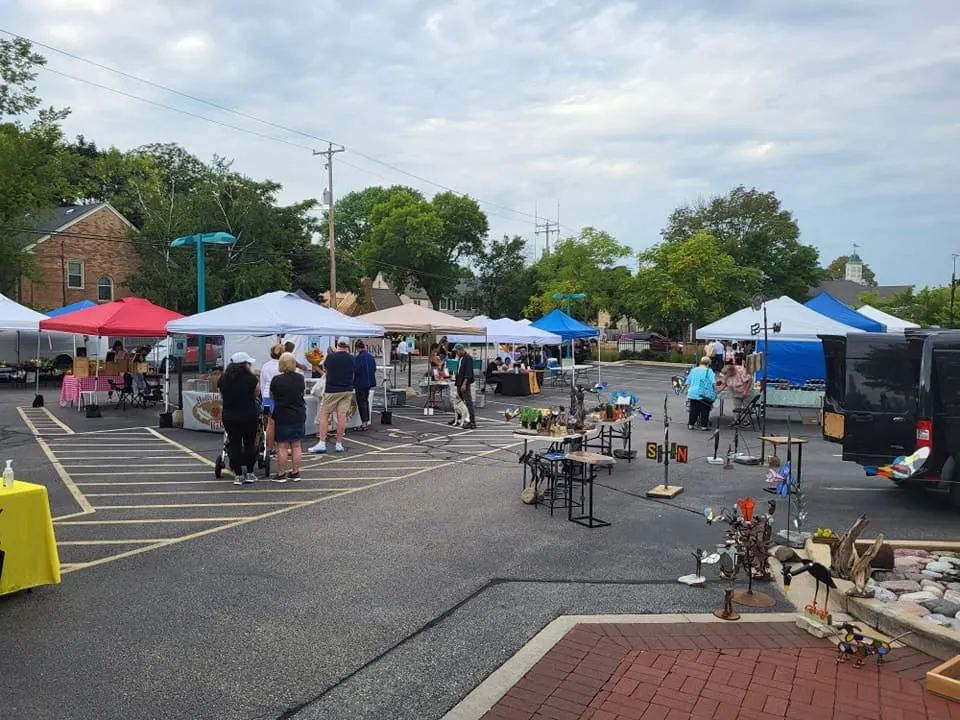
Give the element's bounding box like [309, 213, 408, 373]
[645, 442, 658, 460]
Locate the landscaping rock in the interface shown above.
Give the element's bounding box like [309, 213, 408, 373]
[922, 569, 944, 579]
[772, 545, 802, 564]
[921, 584, 945, 598]
[944, 590, 960, 605]
[921, 579, 946, 593]
[939, 555, 960, 566]
[879, 580, 921, 594]
[946, 582, 960, 591]
[926, 561, 954, 574]
[899, 591, 939, 604]
[872, 587, 898, 603]
[904, 572, 927, 582]
[926, 613, 954, 627]
[895, 556, 926, 572]
[891, 600, 930, 617]
[895, 548, 931, 558]
[921, 598, 960, 616]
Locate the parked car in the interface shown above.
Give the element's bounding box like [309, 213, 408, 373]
[149, 337, 222, 373]
[820, 329, 960, 505]
[618, 332, 680, 353]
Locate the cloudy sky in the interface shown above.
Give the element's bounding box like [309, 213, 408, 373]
[6, 0, 960, 286]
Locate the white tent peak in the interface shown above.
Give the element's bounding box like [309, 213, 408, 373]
[166, 291, 385, 337]
[0, 292, 48, 331]
[696, 295, 857, 341]
[358, 304, 485, 335]
[856, 304, 920, 331]
[447, 317, 562, 345]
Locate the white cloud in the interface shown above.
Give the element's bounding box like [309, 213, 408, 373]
[4, 0, 960, 285]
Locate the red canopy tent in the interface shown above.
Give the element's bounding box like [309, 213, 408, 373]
[38, 297, 183, 336]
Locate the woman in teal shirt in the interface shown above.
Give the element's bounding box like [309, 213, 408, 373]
[687, 356, 718, 430]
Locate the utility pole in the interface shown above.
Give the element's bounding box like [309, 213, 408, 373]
[534, 202, 559, 259]
[314, 143, 345, 309]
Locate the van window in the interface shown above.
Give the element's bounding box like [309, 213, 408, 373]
[933, 351, 960, 414]
[845, 342, 916, 413]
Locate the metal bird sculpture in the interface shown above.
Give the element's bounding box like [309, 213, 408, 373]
[783, 560, 836, 620]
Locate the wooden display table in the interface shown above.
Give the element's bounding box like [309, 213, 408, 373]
[0, 481, 61, 596]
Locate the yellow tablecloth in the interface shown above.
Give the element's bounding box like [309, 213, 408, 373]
[0, 481, 61, 596]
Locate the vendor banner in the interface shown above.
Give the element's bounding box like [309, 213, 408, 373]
[183, 391, 224, 433]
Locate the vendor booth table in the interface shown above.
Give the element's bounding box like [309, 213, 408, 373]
[181, 388, 376, 433]
[495, 371, 540, 397]
[0, 481, 61, 596]
[60, 374, 123, 408]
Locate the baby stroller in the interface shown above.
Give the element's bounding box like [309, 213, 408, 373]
[214, 414, 270, 479]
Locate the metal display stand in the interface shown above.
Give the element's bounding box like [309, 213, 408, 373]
[565, 451, 614, 528]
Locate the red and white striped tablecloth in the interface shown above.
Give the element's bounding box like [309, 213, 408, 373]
[59, 376, 123, 407]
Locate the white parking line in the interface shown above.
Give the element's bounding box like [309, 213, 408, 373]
[84, 489, 357, 496]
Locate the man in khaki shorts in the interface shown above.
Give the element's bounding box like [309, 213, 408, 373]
[309, 336, 354, 454]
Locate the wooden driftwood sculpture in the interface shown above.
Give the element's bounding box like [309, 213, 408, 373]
[847, 534, 885, 598]
[832, 514, 869, 581]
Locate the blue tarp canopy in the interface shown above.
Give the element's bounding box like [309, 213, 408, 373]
[47, 299, 97, 318]
[757, 340, 825, 386]
[530, 308, 597, 340]
[804, 292, 885, 332]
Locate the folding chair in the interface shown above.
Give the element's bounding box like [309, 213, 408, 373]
[546, 358, 562, 387]
[731, 394, 763, 430]
[108, 372, 135, 410]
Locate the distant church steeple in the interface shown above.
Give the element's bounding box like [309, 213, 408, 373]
[845, 243, 864, 285]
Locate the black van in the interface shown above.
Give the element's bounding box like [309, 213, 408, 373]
[820, 330, 960, 503]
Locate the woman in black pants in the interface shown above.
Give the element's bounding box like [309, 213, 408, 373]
[217, 352, 261, 486]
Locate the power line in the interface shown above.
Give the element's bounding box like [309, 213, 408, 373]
[1, 28, 576, 231]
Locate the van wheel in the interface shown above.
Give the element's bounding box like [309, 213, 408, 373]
[943, 456, 960, 508]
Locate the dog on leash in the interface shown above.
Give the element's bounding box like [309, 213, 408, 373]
[450, 395, 469, 427]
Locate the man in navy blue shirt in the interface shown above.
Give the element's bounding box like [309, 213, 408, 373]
[309, 336, 354, 454]
[454, 343, 476, 429]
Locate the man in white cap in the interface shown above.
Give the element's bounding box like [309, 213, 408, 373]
[309, 336, 354, 454]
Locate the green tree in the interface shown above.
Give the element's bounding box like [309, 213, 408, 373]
[525, 227, 632, 321]
[359, 190, 488, 305]
[474, 235, 532, 319]
[824, 255, 877, 287]
[858, 286, 947, 328]
[0, 37, 45, 117]
[123, 149, 322, 312]
[629, 231, 764, 336]
[0, 39, 78, 298]
[662, 186, 819, 300]
[333, 185, 424, 253]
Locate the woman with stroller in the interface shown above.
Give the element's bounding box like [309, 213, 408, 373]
[269, 352, 306, 483]
[687, 356, 718, 431]
[217, 352, 261, 486]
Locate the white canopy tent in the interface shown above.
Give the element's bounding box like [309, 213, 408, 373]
[695, 296, 857, 341]
[166, 291, 385, 337]
[446, 317, 562, 346]
[0, 293, 46, 331]
[857, 305, 920, 331]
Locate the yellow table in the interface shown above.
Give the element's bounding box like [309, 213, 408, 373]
[0, 481, 61, 596]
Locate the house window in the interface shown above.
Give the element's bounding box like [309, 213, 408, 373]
[98, 275, 114, 302]
[67, 260, 84, 289]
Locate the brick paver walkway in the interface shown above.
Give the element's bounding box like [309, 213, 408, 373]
[482, 622, 951, 720]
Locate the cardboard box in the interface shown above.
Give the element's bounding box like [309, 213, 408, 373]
[73, 358, 90, 377]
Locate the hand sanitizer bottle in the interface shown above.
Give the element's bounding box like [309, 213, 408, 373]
[2, 459, 14, 488]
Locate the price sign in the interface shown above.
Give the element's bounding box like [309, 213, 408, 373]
[171, 335, 188, 358]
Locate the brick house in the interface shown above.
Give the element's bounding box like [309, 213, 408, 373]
[17, 203, 140, 311]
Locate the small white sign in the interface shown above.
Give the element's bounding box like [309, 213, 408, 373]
[171, 335, 188, 358]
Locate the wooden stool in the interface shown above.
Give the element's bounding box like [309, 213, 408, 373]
[564, 451, 615, 528]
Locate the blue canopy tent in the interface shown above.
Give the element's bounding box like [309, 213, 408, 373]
[47, 299, 97, 317]
[531, 308, 597, 339]
[804, 292, 885, 333]
[756, 340, 826, 386]
[531, 308, 599, 386]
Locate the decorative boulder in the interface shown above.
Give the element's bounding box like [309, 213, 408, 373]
[898, 591, 939, 604]
[879, 580, 922, 594]
[926, 613, 954, 627]
[921, 598, 960, 617]
[926, 561, 955, 574]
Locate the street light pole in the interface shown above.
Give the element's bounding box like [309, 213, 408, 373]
[550, 292, 588, 386]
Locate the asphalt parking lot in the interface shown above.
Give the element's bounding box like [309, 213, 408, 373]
[0, 363, 957, 720]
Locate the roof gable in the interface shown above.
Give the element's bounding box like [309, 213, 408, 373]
[22, 203, 135, 251]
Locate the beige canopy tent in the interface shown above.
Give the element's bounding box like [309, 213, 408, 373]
[358, 303, 486, 388]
